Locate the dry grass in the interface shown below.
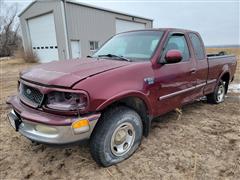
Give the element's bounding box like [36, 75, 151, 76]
[14, 49, 39, 63]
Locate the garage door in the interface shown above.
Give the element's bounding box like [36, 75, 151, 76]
[115, 19, 146, 34]
[28, 13, 59, 63]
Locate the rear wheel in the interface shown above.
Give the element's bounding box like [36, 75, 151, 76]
[90, 106, 143, 167]
[207, 80, 226, 104]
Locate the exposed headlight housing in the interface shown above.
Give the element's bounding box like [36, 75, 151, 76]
[46, 91, 88, 111]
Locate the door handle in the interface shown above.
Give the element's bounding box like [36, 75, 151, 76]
[190, 68, 196, 74]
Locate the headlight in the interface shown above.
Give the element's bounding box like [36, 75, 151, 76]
[46, 91, 88, 111]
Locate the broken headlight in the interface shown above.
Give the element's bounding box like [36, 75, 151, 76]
[46, 91, 88, 111]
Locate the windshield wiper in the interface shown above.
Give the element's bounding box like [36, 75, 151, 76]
[97, 54, 131, 62]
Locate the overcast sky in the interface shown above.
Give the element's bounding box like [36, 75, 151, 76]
[4, 0, 240, 46]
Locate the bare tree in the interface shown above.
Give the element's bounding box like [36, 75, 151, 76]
[0, 1, 22, 57]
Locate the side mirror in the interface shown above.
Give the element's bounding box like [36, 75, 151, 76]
[165, 50, 182, 64]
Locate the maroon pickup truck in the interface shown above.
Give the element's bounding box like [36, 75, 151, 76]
[7, 28, 237, 166]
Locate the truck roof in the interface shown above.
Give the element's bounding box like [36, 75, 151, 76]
[157, 28, 198, 33]
[118, 28, 199, 35]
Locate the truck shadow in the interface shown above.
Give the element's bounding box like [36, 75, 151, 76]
[152, 94, 239, 126]
[152, 99, 206, 125]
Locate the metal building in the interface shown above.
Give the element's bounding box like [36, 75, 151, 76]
[19, 0, 153, 63]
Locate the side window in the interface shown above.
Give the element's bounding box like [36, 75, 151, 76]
[164, 35, 190, 61]
[189, 33, 205, 60]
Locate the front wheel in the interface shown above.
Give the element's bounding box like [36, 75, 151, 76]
[90, 106, 143, 167]
[207, 81, 226, 104]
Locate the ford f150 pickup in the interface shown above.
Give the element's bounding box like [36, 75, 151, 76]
[7, 28, 237, 166]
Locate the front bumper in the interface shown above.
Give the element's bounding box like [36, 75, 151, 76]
[7, 96, 101, 144]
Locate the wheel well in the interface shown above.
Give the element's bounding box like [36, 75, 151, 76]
[101, 96, 151, 137]
[221, 73, 230, 93]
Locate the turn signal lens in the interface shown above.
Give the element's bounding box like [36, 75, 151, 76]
[72, 119, 90, 134]
[72, 119, 89, 129]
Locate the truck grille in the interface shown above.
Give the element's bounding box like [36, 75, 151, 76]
[20, 83, 44, 106]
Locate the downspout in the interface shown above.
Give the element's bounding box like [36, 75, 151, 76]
[60, 0, 70, 59]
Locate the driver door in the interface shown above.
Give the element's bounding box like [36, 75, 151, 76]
[154, 33, 197, 115]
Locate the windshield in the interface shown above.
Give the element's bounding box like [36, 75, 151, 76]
[93, 31, 164, 61]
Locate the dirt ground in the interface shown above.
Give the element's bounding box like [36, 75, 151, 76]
[0, 51, 239, 179]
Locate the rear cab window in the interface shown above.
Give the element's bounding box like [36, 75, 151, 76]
[189, 33, 205, 60]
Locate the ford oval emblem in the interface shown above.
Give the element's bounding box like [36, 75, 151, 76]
[26, 89, 31, 95]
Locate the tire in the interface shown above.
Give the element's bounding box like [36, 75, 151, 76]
[90, 106, 143, 167]
[207, 80, 226, 104]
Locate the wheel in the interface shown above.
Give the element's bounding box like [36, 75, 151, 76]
[90, 106, 143, 167]
[207, 80, 226, 104]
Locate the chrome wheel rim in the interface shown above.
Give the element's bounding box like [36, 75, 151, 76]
[217, 84, 225, 102]
[110, 122, 135, 157]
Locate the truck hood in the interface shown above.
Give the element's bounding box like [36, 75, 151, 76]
[21, 58, 130, 87]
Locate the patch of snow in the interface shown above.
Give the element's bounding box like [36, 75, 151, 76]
[228, 83, 240, 93]
[0, 57, 11, 61]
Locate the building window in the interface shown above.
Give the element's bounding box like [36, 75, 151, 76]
[90, 41, 99, 51]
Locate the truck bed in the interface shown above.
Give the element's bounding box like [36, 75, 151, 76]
[204, 54, 237, 95]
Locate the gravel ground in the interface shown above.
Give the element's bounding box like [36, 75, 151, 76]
[0, 58, 239, 180]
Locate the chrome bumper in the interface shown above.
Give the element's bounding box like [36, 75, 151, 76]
[7, 109, 99, 144]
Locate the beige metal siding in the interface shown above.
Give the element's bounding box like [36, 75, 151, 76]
[66, 3, 152, 57]
[19, 1, 68, 60]
[66, 3, 115, 58]
[19, 0, 153, 60]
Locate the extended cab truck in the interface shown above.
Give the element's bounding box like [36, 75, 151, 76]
[7, 28, 237, 166]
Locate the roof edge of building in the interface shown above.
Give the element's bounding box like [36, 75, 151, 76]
[18, 0, 153, 22]
[67, 0, 153, 21]
[18, 0, 37, 17]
